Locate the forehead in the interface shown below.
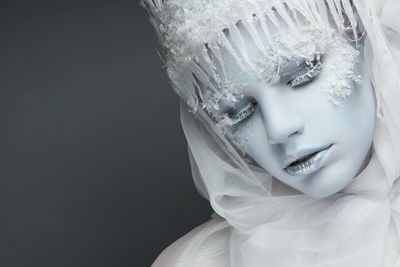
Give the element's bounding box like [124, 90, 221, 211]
[145, 0, 360, 111]
[192, 22, 331, 91]
[148, 0, 357, 65]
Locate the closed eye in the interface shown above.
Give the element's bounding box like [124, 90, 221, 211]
[228, 101, 257, 125]
[287, 56, 323, 88]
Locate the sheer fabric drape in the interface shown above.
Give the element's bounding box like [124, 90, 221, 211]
[152, 0, 400, 266]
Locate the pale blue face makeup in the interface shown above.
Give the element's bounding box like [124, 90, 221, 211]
[205, 26, 376, 198]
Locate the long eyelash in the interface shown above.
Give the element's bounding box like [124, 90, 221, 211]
[289, 61, 323, 87]
[230, 102, 256, 124]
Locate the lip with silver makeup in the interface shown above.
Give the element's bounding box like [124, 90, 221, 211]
[284, 144, 333, 177]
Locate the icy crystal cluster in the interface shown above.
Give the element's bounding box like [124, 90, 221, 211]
[144, 0, 271, 64]
[323, 34, 362, 105]
[143, 0, 363, 115]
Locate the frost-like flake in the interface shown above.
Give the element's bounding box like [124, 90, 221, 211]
[143, 0, 364, 117]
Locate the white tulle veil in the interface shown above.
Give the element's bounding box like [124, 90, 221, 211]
[143, 0, 400, 266]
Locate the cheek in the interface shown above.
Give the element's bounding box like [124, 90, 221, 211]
[230, 112, 276, 166]
[230, 111, 265, 153]
[229, 111, 288, 178]
[296, 54, 375, 138]
[304, 75, 375, 174]
[332, 81, 375, 161]
[309, 47, 362, 107]
[322, 60, 375, 138]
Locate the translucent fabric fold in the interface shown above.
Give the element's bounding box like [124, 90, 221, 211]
[150, 0, 400, 266]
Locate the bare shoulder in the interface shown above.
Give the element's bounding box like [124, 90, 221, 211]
[151, 216, 231, 267]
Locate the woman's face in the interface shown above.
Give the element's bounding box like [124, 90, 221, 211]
[202, 25, 376, 198]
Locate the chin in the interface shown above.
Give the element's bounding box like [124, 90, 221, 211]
[303, 168, 358, 198]
[302, 188, 342, 198]
[300, 184, 348, 198]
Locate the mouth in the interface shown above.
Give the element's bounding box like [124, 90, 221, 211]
[284, 144, 333, 177]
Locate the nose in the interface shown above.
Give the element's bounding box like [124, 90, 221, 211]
[259, 96, 305, 145]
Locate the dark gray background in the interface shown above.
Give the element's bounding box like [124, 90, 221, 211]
[1, 1, 212, 266]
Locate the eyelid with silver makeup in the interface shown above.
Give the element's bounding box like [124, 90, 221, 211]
[287, 56, 324, 88]
[288, 62, 323, 87]
[228, 101, 257, 125]
[216, 58, 322, 126]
